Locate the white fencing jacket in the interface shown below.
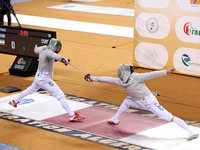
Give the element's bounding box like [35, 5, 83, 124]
[34, 46, 63, 73]
[90, 70, 167, 101]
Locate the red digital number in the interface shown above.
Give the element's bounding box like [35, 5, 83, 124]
[20, 30, 29, 36]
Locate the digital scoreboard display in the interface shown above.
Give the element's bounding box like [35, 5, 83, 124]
[0, 26, 56, 58]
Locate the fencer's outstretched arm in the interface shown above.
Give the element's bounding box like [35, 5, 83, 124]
[91, 76, 122, 85]
[84, 74, 122, 85]
[137, 68, 175, 81]
[84, 68, 175, 84]
[135, 69, 173, 82]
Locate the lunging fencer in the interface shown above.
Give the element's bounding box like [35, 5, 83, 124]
[9, 38, 85, 122]
[84, 64, 199, 141]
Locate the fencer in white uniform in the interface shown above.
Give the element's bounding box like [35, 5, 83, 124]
[84, 64, 198, 141]
[9, 38, 85, 121]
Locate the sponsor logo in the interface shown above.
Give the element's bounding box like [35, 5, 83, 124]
[17, 58, 26, 65]
[183, 22, 200, 36]
[175, 17, 200, 44]
[0, 39, 5, 45]
[182, 54, 200, 67]
[182, 54, 191, 66]
[136, 13, 170, 39]
[177, 0, 200, 11]
[8, 99, 34, 106]
[190, 0, 200, 5]
[15, 58, 26, 69]
[135, 42, 168, 69]
[145, 48, 157, 63]
[146, 17, 159, 33]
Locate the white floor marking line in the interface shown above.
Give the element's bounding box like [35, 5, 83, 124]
[6, 14, 133, 38]
[47, 4, 134, 17]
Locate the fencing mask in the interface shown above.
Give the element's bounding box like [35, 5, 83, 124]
[118, 64, 135, 84]
[48, 38, 62, 54]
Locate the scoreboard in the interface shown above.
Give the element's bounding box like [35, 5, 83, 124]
[0, 26, 56, 58]
[0, 26, 56, 76]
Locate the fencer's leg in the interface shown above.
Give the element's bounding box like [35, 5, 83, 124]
[41, 80, 75, 116]
[172, 117, 193, 134]
[59, 96, 74, 116]
[113, 97, 146, 120]
[44, 81, 86, 121]
[148, 101, 193, 134]
[108, 100, 129, 124]
[112, 98, 131, 120]
[146, 95, 198, 140]
[9, 81, 39, 107]
[108, 97, 141, 124]
[14, 82, 39, 103]
[171, 116, 198, 140]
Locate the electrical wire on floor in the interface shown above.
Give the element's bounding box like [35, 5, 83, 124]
[151, 91, 200, 108]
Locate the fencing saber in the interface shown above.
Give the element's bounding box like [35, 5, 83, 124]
[69, 63, 86, 75]
[69, 63, 102, 76]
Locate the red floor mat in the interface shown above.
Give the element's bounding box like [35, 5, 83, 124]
[43, 106, 168, 139]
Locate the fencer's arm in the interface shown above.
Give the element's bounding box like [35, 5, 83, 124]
[48, 52, 63, 62]
[90, 76, 122, 86]
[44, 49, 63, 62]
[138, 70, 167, 81]
[34, 45, 65, 62]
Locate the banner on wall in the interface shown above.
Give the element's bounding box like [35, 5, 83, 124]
[133, 0, 200, 76]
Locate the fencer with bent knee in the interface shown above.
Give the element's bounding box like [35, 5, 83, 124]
[9, 38, 85, 122]
[84, 64, 199, 141]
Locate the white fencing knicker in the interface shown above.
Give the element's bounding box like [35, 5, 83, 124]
[121, 94, 173, 121]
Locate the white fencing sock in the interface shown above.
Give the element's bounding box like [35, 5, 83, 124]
[173, 117, 193, 134]
[59, 98, 74, 117]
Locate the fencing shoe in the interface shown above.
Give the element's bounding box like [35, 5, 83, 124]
[9, 100, 19, 108]
[70, 112, 85, 121]
[108, 117, 119, 125]
[187, 133, 199, 141]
